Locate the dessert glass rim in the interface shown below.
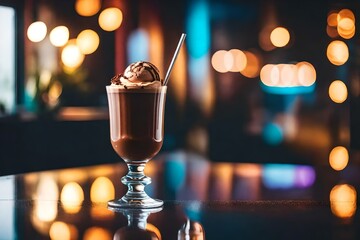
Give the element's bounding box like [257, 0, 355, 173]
[106, 85, 167, 93]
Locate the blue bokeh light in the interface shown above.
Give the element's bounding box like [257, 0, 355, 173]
[262, 123, 283, 145]
[127, 29, 149, 64]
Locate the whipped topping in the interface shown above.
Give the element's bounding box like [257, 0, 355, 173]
[111, 61, 162, 89]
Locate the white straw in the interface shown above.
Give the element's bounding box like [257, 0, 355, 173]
[163, 33, 186, 85]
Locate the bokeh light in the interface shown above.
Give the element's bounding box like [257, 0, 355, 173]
[211, 50, 228, 73]
[27, 21, 47, 42]
[34, 175, 59, 222]
[337, 9, 355, 22]
[48, 81, 63, 106]
[327, 12, 338, 27]
[228, 49, 247, 72]
[326, 25, 339, 38]
[240, 51, 261, 78]
[262, 123, 283, 145]
[326, 40, 349, 66]
[337, 18, 355, 39]
[76, 29, 100, 55]
[75, 0, 101, 17]
[270, 27, 290, 47]
[330, 184, 357, 218]
[98, 7, 123, 32]
[280, 64, 297, 86]
[61, 40, 85, 69]
[260, 64, 275, 86]
[329, 146, 349, 171]
[90, 177, 115, 203]
[297, 62, 316, 86]
[260, 62, 316, 88]
[329, 80, 347, 103]
[49, 222, 71, 240]
[49, 26, 69, 47]
[60, 182, 84, 214]
[83, 227, 112, 240]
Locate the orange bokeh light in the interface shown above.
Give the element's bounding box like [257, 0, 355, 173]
[75, 0, 101, 17]
[240, 51, 261, 78]
[330, 184, 357, 219]
[326, 40, 349, 66]
[270, 27, 290, 47]
[211, 50, 228, 73]
[228, 49, 247, 72]
[327, 12, 338, 27]
[329, 80, 347, 103]
[329, 146, 349, 171]
[297, 62, 316, 86]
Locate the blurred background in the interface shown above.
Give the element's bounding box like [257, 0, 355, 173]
[0, 0, 359, 175]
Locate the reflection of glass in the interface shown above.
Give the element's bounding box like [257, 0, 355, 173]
[178, 218, 205, 240]
[112, 207, 162, 240]
[106, 86, 166, 208]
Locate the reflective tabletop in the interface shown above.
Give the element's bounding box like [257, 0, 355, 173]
[1, 151, 360, 239]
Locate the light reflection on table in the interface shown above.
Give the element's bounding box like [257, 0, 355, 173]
[0, 150, 359, 239]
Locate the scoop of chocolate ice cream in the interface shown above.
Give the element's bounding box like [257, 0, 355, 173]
[111, 61, 162, 88]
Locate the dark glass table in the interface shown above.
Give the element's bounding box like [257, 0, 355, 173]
[1, 151, 360, 239]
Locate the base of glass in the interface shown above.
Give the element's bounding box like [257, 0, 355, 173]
[108, 197, 163, 209]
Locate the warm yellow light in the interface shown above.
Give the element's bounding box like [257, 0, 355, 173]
[297, 62, 316, 86]
[223, 51, 234, 72]
[90, 177, 115, 203]
[48, 81, 63, 106]
[27, 21, 47, 42]
[76, 29, 100, 55]
[270, 27, 290, 47]
[75, 0, 101, 17]
[234, 164, 262, 178]
[61, 40, 85, 69]
[329, 146, 349, 171]
[326, 40, 349, 66]
[228, 49, 247, 72]
[60, 182, 84, 214]
[260, 64, 276, 86]
[240, 51, 261, 78]
[327, 12, 338, 27]
[337, 9, 355, 22]
[211, 50, 228, 73]
[330, 184, 357, 218]
[50, 26, 69, 47]
[329, 80, 347, 103]
[83, 227, 112, 240]
[280, 64, 297, 86]
[211, 163, 233, 200]
[338, 18, 355, 39]
[98, 8, 123, 32]
[49, 222, 79, 240]
[34, 175, 59, 222]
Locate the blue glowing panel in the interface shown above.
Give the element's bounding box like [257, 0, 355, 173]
[186, 0, 210, 59]
[261, 82, 316, 95]
[263, 164, 295, 189]
[263, 164, 315, 189]
[262, 123, 283, 145]
[0, 176, 15, 240]
[164, 152, 187, 192]
[0, 6, 16, 114]
[127, 29, 149, 64]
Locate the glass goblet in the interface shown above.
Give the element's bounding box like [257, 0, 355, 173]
[106, 85, 166, 208]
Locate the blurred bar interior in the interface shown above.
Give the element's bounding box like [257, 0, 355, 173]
[0, 0, 360, 175]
